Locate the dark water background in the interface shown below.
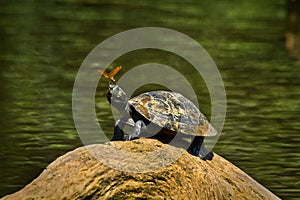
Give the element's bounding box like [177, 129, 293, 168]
[1, 0, 300, 199]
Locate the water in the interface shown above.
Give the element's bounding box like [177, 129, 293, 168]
[1, 0, 300, 199]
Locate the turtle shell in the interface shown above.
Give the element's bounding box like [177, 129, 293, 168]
[128, 91, 217, 137]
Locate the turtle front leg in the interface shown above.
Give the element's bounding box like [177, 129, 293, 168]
[187, 136, 214, 161]
[112, 118, 146, 141]
[124, 120, 146, 141]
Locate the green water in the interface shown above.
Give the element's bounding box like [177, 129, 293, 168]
[1, 0, 300, 199]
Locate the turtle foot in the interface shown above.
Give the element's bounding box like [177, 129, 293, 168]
[123, 135, 139, 141]
[198, 151, 214, 161]
[187, 146, 214, 161]
[187, 136, 214, 161]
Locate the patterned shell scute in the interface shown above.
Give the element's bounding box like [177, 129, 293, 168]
[128, 91, 217, 136]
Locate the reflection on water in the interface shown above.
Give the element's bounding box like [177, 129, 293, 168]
[1, 0, 300, 199]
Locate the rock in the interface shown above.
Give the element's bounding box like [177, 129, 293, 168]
[1, 138, 280, 200]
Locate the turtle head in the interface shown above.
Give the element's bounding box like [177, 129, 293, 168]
[106, 84, 130, 116]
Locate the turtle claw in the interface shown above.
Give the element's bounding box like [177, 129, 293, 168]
[198, 151, 214, 161]
[188, 148, 214, 161]
[123, 135, 131, 141]
[123, 135, 139, 141]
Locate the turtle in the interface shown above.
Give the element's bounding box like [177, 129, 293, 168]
[98, 66, 217, 160]
[106, 84, 218, 160]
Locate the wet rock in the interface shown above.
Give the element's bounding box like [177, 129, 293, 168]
[2, 138, 280, 200]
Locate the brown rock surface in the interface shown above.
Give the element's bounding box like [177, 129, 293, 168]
[2, 138, 280, 200]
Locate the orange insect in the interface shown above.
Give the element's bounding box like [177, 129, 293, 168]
[98, 66, 122, 83]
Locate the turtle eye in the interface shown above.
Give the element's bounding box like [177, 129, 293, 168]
[109, 84, 120, 96]
[108, 84, 116, 90]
